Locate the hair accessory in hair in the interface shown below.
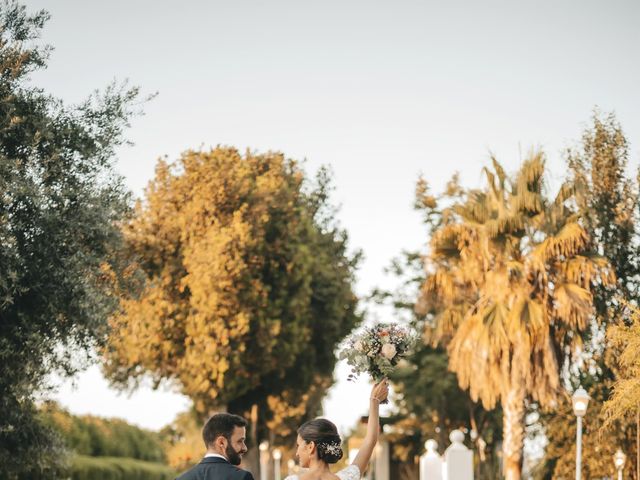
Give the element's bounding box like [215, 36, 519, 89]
[323, 440, 342, 456]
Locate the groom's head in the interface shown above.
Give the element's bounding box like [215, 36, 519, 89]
[203, 413, 248, 465]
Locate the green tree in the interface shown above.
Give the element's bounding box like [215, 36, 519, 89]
[373, 250, 502, 478]
[569, 112, 639, 315]
[389, 344, 503, 478]
[104, 149, 361, 468]
[0, 2, 141, 477]
[414, 153, 614, 480]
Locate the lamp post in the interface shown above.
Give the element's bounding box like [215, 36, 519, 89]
[273, 448, 282, 480]
[614, 449, 626, 480]
[571, 386, 590, 480]
[259, 441, 269, 480]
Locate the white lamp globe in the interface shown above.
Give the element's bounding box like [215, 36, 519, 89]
[614, 449, 626, 470]
[571, 386, 590, 417]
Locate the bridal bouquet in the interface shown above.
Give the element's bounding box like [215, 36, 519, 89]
[339, 323, 416, 383]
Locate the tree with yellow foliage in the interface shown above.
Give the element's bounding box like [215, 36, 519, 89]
[104, 148, 360, 459]
[415, 153, 614, 480]
[601, 303, 640, 478]
[535, 112, 640, 479]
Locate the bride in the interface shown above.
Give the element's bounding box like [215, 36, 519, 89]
[284, 379, 389, 480]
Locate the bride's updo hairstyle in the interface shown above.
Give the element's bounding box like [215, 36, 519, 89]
[298, 418, 344, 464]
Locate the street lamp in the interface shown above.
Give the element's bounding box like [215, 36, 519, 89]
[273, 448, 282, 480]
[572, 386, 590, 480]
[614, 449, 626, 480]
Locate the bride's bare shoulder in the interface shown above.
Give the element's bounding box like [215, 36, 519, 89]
[287, 472, 341, 480]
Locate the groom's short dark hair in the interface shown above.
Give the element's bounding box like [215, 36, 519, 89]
[203, 413, 248, 447]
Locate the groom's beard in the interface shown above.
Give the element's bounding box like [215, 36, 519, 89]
[226, 443, 246, 466]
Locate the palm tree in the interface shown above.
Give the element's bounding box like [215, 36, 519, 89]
[416, 153, 615, 480]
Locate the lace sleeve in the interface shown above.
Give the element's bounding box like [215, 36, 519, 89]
[337, 464, 361, 480]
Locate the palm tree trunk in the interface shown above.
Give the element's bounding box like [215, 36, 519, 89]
[501, 384, 526, 480]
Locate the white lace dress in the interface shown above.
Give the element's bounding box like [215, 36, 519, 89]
[284, 465, 360, 480]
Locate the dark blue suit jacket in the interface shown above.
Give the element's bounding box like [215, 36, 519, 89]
[176, 456, 255, 480]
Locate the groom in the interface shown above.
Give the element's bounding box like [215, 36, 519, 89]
[176, 413, 255, 480]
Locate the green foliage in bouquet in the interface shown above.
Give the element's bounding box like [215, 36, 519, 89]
[339, 323, 416, 382]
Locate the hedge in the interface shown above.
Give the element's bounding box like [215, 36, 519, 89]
[40, 403, 166, 462]
[71, 455, 176, 480]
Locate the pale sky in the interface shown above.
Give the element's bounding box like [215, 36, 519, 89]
[25, 0, 640, 434]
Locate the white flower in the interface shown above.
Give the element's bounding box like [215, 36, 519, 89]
[381, 343, 397, 360]
[354, 340, 364, 352]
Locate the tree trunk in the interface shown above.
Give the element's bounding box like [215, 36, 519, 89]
[242, 404, 260, 478]
[501, 384, 526, 480]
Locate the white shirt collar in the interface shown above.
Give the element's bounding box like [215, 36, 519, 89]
[204, 453, 228, 461]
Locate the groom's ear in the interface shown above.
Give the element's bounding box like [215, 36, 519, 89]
[214, 434, 228, 451]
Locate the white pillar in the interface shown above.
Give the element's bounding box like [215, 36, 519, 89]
[420, 439, 443, 480]
[259, 441, 269, 480]
[374, 440, 390, 480]
[273, 449, 282, 480]
[444, 430, 473, 480]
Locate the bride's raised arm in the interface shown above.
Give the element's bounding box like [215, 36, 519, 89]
[351, 379, 389, 474]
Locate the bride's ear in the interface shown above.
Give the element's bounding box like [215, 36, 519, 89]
[308, 440, 317, 455]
